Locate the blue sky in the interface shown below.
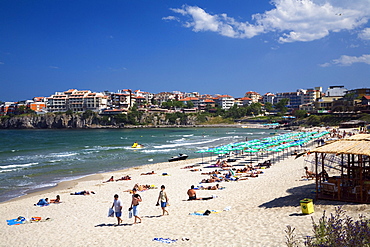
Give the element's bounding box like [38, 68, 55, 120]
[0, 0, 369, 101]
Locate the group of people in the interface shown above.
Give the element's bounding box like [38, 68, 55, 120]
[34, 195, 60, 206]
[111, 185, 169, 226]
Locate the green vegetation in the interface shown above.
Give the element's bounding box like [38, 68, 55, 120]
[285, 206, 370, 247]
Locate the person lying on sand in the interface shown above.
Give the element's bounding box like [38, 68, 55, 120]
[187, 185, 213, 200]
[201, 170, 221, 175]
[34, 198, 49, 206]
[103, 176, 114, 183]
[198, 184, 224, 190]
[124, 184, 153, 193]
[221, 160, 232, 167]
[70, 190, 95, 195]
[140, 171, 156, 175]
[50, 195, 61, 203]
[116, 175, 131, 181]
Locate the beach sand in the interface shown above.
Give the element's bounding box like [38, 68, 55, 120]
[1, 138, 369, 246]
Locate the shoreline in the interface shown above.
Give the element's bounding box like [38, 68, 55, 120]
[2, 128, 368, 246]
[1, 157, 205, 205]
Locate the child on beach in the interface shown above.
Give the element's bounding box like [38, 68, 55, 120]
[111, 194, 122, 225]
[157, 185, 169, 216]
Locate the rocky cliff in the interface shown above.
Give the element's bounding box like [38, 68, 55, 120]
[0, 113, 199, 129]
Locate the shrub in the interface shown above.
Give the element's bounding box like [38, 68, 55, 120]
[286, 206, 370, 247]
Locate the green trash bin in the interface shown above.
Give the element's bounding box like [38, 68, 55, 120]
[300, 198, 314, 214]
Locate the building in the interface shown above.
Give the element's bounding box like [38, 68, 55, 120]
[262, 93, 275, 105]
[214, 95, 235, 110]
[346, 88, 370, 98]
[46, 89, 108, 113]
[325, 86, 347, 97]
[154, 92, 176, 105]
[239, 97, 253, 106]
[28, 97, 46, 113]
[244, 91, 261, 103]
[274, 91, 302, 109]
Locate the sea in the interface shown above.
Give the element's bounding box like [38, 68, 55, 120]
[0, 127, 285, 203]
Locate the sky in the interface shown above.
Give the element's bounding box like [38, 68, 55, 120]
[0, 0, 369, 101]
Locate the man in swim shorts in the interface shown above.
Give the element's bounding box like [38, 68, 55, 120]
[112, 194, 122, 225]
[187, 185, 197, 200]
[131, 188, 142, 224]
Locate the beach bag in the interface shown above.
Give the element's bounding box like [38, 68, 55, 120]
[128, 209, 133, 218]
[108, 208, 114, 217]
[203, 210, 211, 216]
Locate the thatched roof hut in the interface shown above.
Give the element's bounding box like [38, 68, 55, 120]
[311, 134, 370, 203]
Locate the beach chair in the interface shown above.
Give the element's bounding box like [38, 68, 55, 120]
[321, 182, 338, 198]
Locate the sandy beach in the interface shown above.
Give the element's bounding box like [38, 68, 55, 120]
[1, 131, 369, 247]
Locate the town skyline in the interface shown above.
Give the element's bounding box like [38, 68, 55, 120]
[0, 84, 356, 103]
[1, 1, 369, 102]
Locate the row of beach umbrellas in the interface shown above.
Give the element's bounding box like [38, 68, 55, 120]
[196, 130, 330, 164]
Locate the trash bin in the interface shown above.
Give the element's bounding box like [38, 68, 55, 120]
[300, 198, 314, 214]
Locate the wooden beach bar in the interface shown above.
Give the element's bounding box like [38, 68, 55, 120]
[311, 134, 370, 203]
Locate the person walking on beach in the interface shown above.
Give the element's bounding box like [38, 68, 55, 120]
[157, 185, 169, 216]
[131, 188, 142, 224]
[112, 194, 122, 225]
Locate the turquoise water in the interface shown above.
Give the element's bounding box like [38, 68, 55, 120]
[0, 127, 282, 202]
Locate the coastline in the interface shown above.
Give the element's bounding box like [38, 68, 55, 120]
[2, 128, 368, 246]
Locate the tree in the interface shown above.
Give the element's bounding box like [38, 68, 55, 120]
[274, 98, 289, 114]
[186, 101, 194, 109]
[264, 102, 273, 112]
[306, 115, 321, 126]
[293, 110, 307, 119]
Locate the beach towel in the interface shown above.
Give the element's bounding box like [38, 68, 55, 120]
[152, 238, 178, 244]
[7, 216, 26, 226]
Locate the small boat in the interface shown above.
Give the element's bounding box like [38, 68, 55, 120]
[168, 153, 188, 162]
[132, 142, 144, 149]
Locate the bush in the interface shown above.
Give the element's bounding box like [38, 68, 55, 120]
[286, 206, 370, 247]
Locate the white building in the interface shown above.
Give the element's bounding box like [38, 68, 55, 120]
[215, 95, 235, 110]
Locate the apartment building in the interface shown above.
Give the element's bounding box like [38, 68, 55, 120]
[244, 91, 261, 103]
[46, 89, 108, 112]
[214, 95, 235, 110]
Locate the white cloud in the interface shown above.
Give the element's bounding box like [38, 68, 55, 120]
[162, 16, 178, 21]
[321, 54, 370, 66]
[359, 28, 370, 40]
[49, 66, 59, 69]
[167, 1, 370, 43]
[0, 62, 4, 65]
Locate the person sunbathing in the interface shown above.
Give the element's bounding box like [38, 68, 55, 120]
[116, 175, 131, 181]
[124, 184, 151, 193]
[221, 160, 231, 167]
[50, 195, 61, 203]
[70, 190, 95, 195]
[103, 176, 114, 183]
[35, 198, 49, 206]
[201, 170, 220, 175]
[198, 184, 223, 190]
[302, 166, 316, 179]
[140, 171, 156, 175]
